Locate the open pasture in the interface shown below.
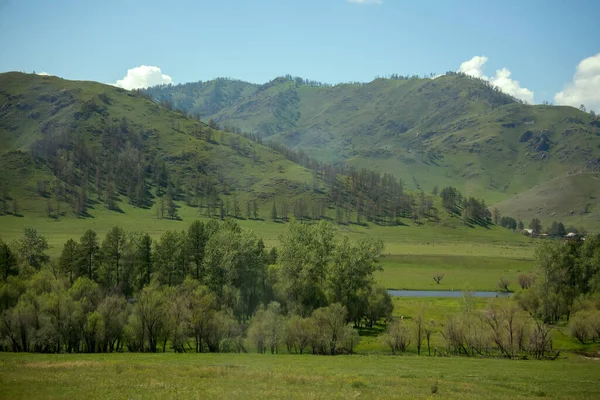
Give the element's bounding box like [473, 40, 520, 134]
[1, 352, 598, 400]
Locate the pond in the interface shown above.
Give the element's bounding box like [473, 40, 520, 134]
[387, 289, 513, 298]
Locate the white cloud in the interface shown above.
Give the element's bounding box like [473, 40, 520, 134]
[347, 0, 382, 4]
[114, 65, 173, 90]
[35, 71, 50, 76]
[458, 56, 534, 104]
[554, 53, 600, 113]
[458, 56, 488, 79]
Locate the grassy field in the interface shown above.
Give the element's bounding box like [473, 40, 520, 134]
[1, 352, 599, 399]
[377, 254, 534, 291]
[0, 202, 537, 294]
[0, 198, 537, 293]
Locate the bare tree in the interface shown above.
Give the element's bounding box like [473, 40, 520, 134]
[383, 318, 411, 354]
[497, 277, 510, 292]
[433, 273, 444, 284]
[517, 274, 534, 289]
[414, 308, 424, 355]
[424, 319, 436, 356]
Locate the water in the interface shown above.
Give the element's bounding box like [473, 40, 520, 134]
[387, 289, 513, 298]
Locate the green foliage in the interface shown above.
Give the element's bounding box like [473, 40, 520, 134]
[516, 235, 600, 323]
[0, 238, 17, 281]
[78, 229, 100, 281]
[14, 228, 49, 270]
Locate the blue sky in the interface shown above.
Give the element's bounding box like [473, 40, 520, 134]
[1, 0, 599, 108]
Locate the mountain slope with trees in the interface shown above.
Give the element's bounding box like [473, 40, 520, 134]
[0, 72, 502, 233]
[0, 72, 322, 219]
[146, 74, 600, 229]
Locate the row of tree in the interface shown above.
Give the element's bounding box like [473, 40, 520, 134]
[384, 298, 562, 360]
[0, 220, 393, 353]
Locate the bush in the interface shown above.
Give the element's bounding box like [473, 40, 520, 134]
[569, 311, 592, 343]
[383, 318, 411, 354]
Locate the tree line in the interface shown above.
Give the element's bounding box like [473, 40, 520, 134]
[2, 226, 598, 357]
[0, 220, 391, 354]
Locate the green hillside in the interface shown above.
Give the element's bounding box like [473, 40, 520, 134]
[494, 172, 600, 229]
[146, 74, 600, 228]
[0, 72, 321, 220]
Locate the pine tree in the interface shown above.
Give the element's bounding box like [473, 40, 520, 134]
[253, 200, 259, 220]
[219, 199, 225, 220]
[95, 167, 103, 200]
[46, 197, 54, 218]
[156, 197, 165, 219]
[233, 196, 241, 218]
[1, 182, 9, 214]
[12, 199, 19, 216]
[246, 200, 252, 219]
[271, 201, 278, 221]
[492, 208, 500, 225]
[166, 194, 178, 219]
[75, 187, 87, 216]
[106, 181, 116, 210]
[134, 178, 145, 206]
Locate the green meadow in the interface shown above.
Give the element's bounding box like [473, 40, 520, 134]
[0, 200, 536, 294]
[1, 352, 599, 400]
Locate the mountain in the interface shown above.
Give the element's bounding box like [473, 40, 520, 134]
[0, 72, 320, 219]
[494, 172, 600, 231]
[146, 74, 600, 228]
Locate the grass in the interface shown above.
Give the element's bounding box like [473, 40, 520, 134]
[0, 200, 536, 268]
[377, 254, 534, 291]
[495, 172, 600, 230]
[1, 352, 599, 399]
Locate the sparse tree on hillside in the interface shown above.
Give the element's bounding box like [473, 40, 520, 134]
[219, 200, 225, 220]
[155, 196, 165, 219]
[46, 197, 54, 218]
[0, 181, 9, 214]
[106, 181, 117, 210]
[271, 202, 277, 221]
[15, 227, 49, 270]
[233, 196, 241, 219]
[59, 239, 79, 283]
[12, 199, 19, 216]
[166, 195, 178, 220]
[75, 186, 88, 216]
[79, 229, 100, 281]
[529, 218, 542, 235]
[493, 208, 500, 225]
